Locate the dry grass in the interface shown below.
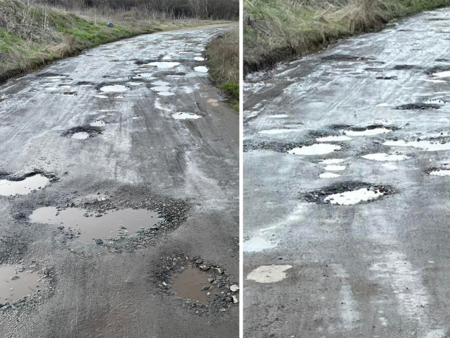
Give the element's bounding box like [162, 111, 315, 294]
[205, 27, 239, 111]
[244, 0, 450, 73]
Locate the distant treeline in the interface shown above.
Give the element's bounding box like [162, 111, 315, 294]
[28, 0, 239, 20]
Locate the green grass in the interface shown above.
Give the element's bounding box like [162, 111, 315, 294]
[244, 0, 450, 73]
[206, 27, 239, 111]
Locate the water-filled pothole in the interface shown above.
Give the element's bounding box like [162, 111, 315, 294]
[145, 62, 180, 69]
[0, 173, 52, 196]
[194, 66, 208, 73]
[344, 125, 396, 136]
[155, 255, 239, 314]
[29, 207, 161, 244]
[62, 126, 102, 139]
[172, 112, 202, 120]
[172, 267, 216, 304]
[287, 144, 341, 155]
[303, 182, 396, 205]
[99, 85, 129, 93]
[0, 265, 40, 304]
[362, 153, 409, 161]
[426, 167, 450, 176]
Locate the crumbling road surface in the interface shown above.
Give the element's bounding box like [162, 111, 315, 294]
[0, 24, 239, 337]
[244, 8, 450, 338]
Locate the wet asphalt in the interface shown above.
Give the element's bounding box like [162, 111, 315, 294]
[0, 24, 239, 337]
[244, 8, 450, 338]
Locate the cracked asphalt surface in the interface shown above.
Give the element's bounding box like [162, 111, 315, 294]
[0, 24, 238, 337]
[244, 8, 450, 338]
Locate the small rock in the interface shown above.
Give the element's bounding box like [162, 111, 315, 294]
[199, 265, 210, 271]
[107, 22, 114, 28]
[94, 239, 103, 245]
[230, 284, 239, 292]
[202, 286, 210, 291]
[10, 276, 19, 281]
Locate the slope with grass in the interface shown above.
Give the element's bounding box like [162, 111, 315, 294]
[244, 0, 450, 73]
[205, 27, 239, 111]
[0, 0, 222, 83]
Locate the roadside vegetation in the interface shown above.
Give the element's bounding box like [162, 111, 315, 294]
[205, 27, 239, 111]
[244, 0, 450, 73]
[0, 0, 238, 82]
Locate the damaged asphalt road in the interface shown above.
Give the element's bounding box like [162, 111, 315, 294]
[244, 8, 450, 338]
[0, 24, 238, 337]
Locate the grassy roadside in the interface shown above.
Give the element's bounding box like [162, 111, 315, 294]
[244, 0, 450, 74]
[205, 27, 239, 111]
[0, 0, 225, 83]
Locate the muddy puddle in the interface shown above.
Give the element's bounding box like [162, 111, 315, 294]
[287, 144, 341, 155]
[172, 267, 215, 304]
[72, 132, 90, 140]
[145, 62, 180, 69]
[395, 103, 440, 110]
[0, 265, 40, 303]
[29, 207, 161, 244]
[304, 182, 395, 205]
[0, 174, 50, 196]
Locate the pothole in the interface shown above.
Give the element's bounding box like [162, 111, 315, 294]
[155, 255, 239, 315]
[145, 62, 180, 69]
[303, 182, 396, 205]
[62, 126, 102, 139]
[426, 167, 450, 176]
[172, 112, 202, 120]
[344, 125, 396, 136]
[151, 86, 171, 92]
[0, 172, 55, 196]
[194, 66, 208, 73]
[287, 144, 341, 156]
[362, 153, 409, 161]
[99, 85, 129, 93]
[158, 92, 175, 97]
[194, 57, 205, 61]
[172, 267, 217, 304]
[0, 265, 40, 304]
[29, 207, 161, 244]
[152, 81, 170, 86]
[395, 103, 440, 110]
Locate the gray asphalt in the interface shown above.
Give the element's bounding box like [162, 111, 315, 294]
[244, 8, 450, 338]
[0, 24, 239, 337]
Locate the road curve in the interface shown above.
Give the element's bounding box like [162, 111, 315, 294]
[244, 8, 450, 338]
[0, 24, 238, 337]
